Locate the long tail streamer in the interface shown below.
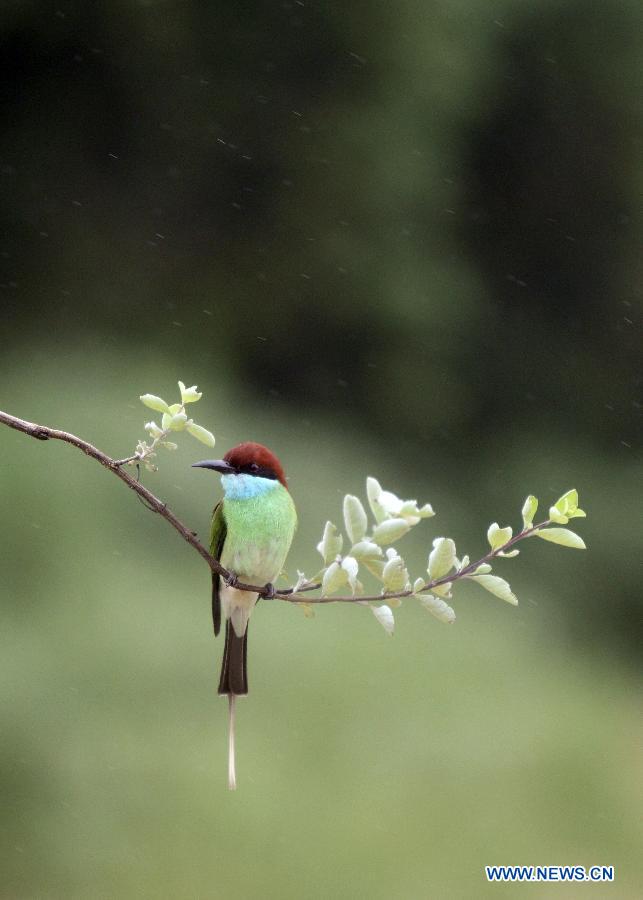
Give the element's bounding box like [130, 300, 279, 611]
[228, 694, 237, 791]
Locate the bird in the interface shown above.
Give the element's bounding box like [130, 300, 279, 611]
[192, 442, 297, 789]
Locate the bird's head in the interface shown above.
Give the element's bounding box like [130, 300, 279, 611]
[192, 441, 288, 491]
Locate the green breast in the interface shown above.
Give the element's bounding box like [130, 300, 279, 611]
[221, 484, 297, 582]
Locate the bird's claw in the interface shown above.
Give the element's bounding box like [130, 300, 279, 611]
[225, 571, 239, 589]
[262, 582, 276, 600]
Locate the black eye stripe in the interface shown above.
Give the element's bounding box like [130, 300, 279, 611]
[239, 463, 277, 479]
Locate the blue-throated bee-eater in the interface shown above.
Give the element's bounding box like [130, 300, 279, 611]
[193, 442, 297, 788]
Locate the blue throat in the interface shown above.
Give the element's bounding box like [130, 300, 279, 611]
[221, 473, 280, 501]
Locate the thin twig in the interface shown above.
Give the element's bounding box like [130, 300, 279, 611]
[0, 409, 548, 606]
[279, 521, 551, 603]
[0, 409, 227, 576]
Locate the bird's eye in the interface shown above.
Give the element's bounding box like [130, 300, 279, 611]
[250, 462, 259, 472]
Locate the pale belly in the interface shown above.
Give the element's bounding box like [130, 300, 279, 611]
[221, 537, 287, 585]
[220, 537, 289, 637]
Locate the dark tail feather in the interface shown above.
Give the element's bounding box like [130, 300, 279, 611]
[211, 572, 221, 637]
[218, 620, 248, 695]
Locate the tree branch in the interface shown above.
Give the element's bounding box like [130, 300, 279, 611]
[0, 409, 547, 606]
[279, 521, 551, 604]
[0, 410, 234, 579]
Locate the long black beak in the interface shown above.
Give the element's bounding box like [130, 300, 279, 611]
[192, 459, 236, 474]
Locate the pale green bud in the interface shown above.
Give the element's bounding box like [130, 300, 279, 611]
[186, 421, 216, 446]
[427, 537, 456, 579]
[552, 488, 586, 520]
[487, 522, 513, 550]
[178, 380, 203, 404]
[145, 421, 164, 438]
[140, 394, 171, 414]
[521, 495, 538, 529]
[366, 477, 434, 526]
[316, 521, 343, 565]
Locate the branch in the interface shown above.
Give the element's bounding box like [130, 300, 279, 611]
[0, 410, 238, 582]
[0, 409, 550, 607]
[280, 521, 551, 604]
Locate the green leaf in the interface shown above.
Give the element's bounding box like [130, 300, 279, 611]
[472, 563, 492, 575]
[145, 420, 164, 438]
[468, 573, 518, 605]
[548, 505, 569, 524]
[419, 594, 456, 624]
[398, 499, 435, 522]
[535, 528, 586, 549]
[343, 494, 368, 544]
[350, 540, 382, 560]
[382, 550, 409, 593]
[341, 556, 359, 594]
[186, 421, 215, 446]
[362, 557, 385, 581]
[140, 394, 171, 414]
[555, 488, 577, 512]
[521, 495, 538, 529]
[167, 412, 188, 431]
[366, 477, 387, 524]
[552, 488, 586, 521]
[371, 518, 411, 545]
[365, 475, 434, 527]
[487, 523, 512, 550]
[178, 381, 202, 403]
[316, 521, 343, 565]
[371, 604, 394, 636]
[321, 561, 348, 595]
[427, 537, 456, 579]
[432, 582, 453, 599]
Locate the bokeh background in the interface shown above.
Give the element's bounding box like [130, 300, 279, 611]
[1, 1, 641, 897]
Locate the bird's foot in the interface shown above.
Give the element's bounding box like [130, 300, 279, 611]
[225, 571, 240, 589]
[262, 582, 276, 600]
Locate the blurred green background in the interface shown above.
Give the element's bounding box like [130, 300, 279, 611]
[1, 1, 641, 898]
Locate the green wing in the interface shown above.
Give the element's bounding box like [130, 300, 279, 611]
[209, 501, 227, 637]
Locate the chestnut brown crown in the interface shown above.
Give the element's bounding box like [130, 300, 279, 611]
[223, 442, 288, 488]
